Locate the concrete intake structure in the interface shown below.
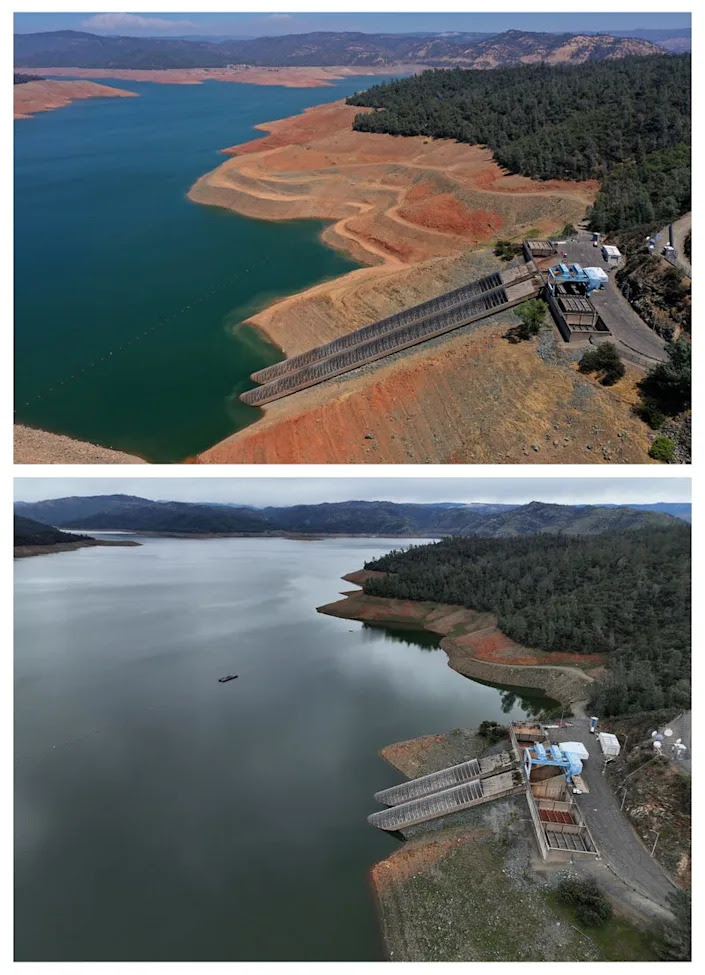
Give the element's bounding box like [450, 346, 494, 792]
[374, 752, 513, 807]
[368, 751, 522, 832]
[240, 262, 543, 407]
[368, 769, 523, 832]
[250, 270, 505, 385]
[509, 723, 599, 862]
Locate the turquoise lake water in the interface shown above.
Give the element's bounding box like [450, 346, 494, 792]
[14, 77, 397, 461]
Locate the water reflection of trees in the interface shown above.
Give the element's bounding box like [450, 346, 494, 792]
[500, 690, 518, 713]
[361, 622, 441, 652]
[360, 623, 561, 719]
[499, 689, 560, 720]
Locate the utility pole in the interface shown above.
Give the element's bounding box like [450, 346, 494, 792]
[650, 830, 660, 858]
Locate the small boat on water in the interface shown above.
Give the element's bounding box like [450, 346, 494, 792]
[218, 674, 239, 683]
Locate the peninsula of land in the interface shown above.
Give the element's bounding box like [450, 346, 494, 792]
[14, 538, 140, 559]
[317, 570, 601, 708]
[14, 514, 141, 559]
[188, 101, 653, 466]
[14, 78, 137, 119]
[189, 100, 597, 353]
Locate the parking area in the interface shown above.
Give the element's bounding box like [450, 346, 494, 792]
[551, 231, 667, 364]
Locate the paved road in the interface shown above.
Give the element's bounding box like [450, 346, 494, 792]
[555, 231, 667, 364]
[547, 718, 677, 915]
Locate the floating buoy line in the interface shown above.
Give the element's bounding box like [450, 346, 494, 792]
[16, 255, 274, 413]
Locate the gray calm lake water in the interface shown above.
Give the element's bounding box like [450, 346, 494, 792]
[15, 536, 549, 961]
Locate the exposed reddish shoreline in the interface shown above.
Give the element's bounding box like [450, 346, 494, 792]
[318, 570, 601, 708]
[17, 63, 422, 89]
[188, 98, 596, 358]
[183, 99, 656, 468]
[14, 78, 137, 119]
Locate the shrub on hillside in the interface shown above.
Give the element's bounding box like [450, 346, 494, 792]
[557, 877, 612, 927]
[640, 339, 691, 416]
[649, 436, 676, 463]
[634, 400, 666, 430]
[579, 342, 625, 386]
[512, 298, 548, 340]
[494, 239, 520, 261]
[478, 720, 508, 744]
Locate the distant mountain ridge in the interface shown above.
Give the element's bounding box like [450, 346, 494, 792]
[14, 27, 665, 70]
[14, 495, 688, 538]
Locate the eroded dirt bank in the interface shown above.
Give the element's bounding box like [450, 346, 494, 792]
[18, 65, 421, 89]
[14, 79, 138, 119]
[196, 319, 655, 464]
[189, 99, 595, 355]
[185, 100, 657, 465]
[318, 571, 600, 707]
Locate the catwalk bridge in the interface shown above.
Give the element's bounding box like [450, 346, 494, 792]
[240, 262, 543, 407]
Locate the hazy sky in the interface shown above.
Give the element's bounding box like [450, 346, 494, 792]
[14, 477, 691, 507]
[13, 11, 690, 37]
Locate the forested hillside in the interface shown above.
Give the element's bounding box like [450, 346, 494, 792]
[15, 496, 683, 537]
[589, 143, 690, 233]
[14, 515, 89, 547]
[348, 55, 690, 232]
[363, 526, 690, 715]
[13, 72, 43, 84]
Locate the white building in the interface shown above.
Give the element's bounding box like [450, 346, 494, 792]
[601, 244, 622, 266]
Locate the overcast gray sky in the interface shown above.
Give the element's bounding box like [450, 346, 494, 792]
[14, 477, 691, 507]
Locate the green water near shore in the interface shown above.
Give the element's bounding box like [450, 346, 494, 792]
[14, 77, 396, 461]
[15, 537, 551, 961]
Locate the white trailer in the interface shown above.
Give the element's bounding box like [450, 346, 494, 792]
[597, 732, 620, 757]
[601, 244, 622, 265]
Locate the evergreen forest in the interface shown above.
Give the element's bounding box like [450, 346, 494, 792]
[363, 526, 690, 715]
[348, 55, 691, 232]
[13, 72, 43, 84]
